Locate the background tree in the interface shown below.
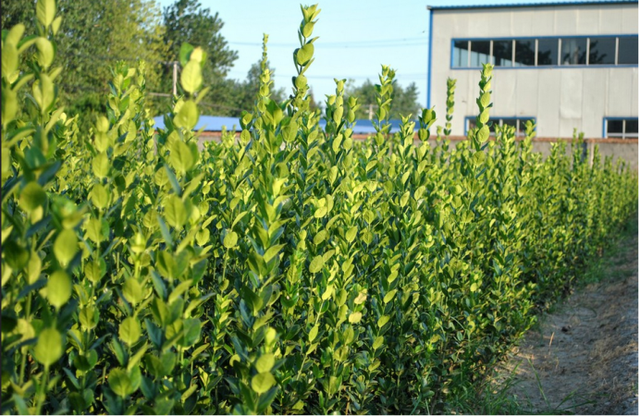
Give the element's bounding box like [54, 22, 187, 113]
[158, 0, 238, 114]
[1, 0, 168, 130]
[346, 79, 421, 120]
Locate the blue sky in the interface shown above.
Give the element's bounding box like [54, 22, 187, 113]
[156, 0, 598, 109]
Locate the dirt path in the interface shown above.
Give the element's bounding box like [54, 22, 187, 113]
[496, 227, 638, 415]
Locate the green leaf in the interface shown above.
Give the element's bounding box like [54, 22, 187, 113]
[79, 306, 98, 331]
[36, 0, 56, 27]
[92, 152, 110, 178]
[223, 231, 238, 249]
[314, 206, 327, 218]
[255, 353, 275, 373]
[108, 368, 132, 398]
[170, 139, 195, 173]
[478, 110, 490, 125]
[84, 218, 106, 244]
[309, 255, 324, 274]
[38, 73, 54, 113]
[354, 291, 367, 305]
[51, 16, 62, 35]
[480, 92, 491, 108]
[164, 195, 187, 229]
[309, 324, 319, 342]
[179, 43, 195, 67]
[119, 317, 141, 346]
[2, 42, 18, 79]
[47, 270, 72, 308]
[34, 327, 63, 366]
[251, 372, 276, 394]
[345, 226, 358, 243]
[321, 284, 334, 301]
[180, 61, 202, 94]
[301, 21, 315, 38]
[123, 278, 144, 306]
[53, 229, 78, 267]
[2, 87, 18, 125]
[296, 43, 314, 66]
[372, 336, 384, 350]
[313, 230, 327, 245]
[5, 24, 25, 47]
[19, 181, 46, 212]
[377, 315, 390, 329]
[179, 318, 202, 348]
[35, 37, 54, 69]
[174, 100, 199, 130]
[263, 244, 284, 263]
[90, 183, 108, 209]
[383, 289, 397, 304]
[477, 125, 490, 143]
[348, 312, 362, 324]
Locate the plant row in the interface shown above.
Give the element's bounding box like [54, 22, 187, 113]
[1, 2, 637, 414]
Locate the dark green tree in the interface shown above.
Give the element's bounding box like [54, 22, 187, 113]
[160, 0, 238, 113]
[346, 79, 421, 120]
[1, 0, 168, 130]
[1, 0, 34, 32]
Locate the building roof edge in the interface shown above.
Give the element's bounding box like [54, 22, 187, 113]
[428, 0, 638, 11]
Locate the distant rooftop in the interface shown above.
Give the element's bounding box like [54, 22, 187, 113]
[152, 115, 418, 135]
[427, 0, 637, 11]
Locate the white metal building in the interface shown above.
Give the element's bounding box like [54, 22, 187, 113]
[426, 0, 639, 139]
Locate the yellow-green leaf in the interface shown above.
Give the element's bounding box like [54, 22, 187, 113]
[34, 327, 63, 366]
[53, 229, 77, 267]
[377, 315, 390, 329]
[372, 336, 384, 350]
[223, 231, 238, 249]
[19, 182, 46, 212]
[348, 312, 362, 324]
[119, 317, 141, 346]
[180, 61, 202, 94]
[251, 372, 276, 394]
[309, 255, 324, 274]
[309, 324, 319, 342]
[383, 289, 397, 304]
[255, 353, 275, 373]
[47, 270, 71, 309]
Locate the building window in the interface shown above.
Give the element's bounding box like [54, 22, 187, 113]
[452, 40, 469, 68]
[537, 38, 559, 66]
[588, 37, 616, 65]
[560, 37, 587, 65]
[514, 39, 535, 66]
[618, 36, 639, 65]
[466, 116, 534, 137]
[605, 118, 639, 139]
[470, 40, 492, 67]
[493, 40, 513, 67]
[451, 35, 638, 68]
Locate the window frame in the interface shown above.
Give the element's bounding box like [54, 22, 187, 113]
[450, 35, 638, 69]
[603, 117, 639, 139]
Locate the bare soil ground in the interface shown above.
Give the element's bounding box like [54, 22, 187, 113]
[495, 228, 638, 415]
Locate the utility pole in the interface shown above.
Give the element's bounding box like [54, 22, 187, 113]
[172, 61, 178, 96]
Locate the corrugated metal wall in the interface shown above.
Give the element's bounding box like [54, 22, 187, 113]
[429, 3, 638, 138]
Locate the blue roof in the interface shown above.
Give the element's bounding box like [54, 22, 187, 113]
[153, 115, 418, 135]
[153, 115, 243, 132]
[428, 0, 637, 10]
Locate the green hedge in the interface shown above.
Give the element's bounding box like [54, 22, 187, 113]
[2, 2, 637, 414]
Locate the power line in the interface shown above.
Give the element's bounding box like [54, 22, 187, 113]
[229, 37, 428, 48]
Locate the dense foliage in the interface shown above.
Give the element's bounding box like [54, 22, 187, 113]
[1, 2, 637, 415]
[0, 0, 168, 129]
